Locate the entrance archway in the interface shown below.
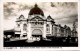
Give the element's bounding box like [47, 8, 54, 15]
[32, 29, 42, 37]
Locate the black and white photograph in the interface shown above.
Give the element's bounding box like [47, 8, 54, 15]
[3, 2, 78, 47]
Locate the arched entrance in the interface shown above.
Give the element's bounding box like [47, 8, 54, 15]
[32, 29, 42, 37]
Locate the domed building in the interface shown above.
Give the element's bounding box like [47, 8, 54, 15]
[29, 4, 44, 16]
[14, 4, 75, 41]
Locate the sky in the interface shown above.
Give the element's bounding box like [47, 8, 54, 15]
[3, 2, 78, 30]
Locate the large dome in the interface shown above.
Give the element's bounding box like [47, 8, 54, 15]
[29, 4, 44, 16]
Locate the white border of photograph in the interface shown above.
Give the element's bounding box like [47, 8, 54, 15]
[0, 0, 80, 51]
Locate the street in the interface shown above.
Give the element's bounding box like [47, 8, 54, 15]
[4, 38, 78, 47]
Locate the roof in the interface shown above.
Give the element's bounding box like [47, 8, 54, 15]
[29, 4, 44, 16]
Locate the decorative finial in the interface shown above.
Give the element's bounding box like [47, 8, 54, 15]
[49, 15, 51, 17]
[35, 3, 38, 7]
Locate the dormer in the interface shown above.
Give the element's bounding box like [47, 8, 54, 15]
[18, 14, 25, 20]
[47, 15, 55, 23]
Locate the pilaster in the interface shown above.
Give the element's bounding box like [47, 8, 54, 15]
[43, 21, 46, 38]
[27, 22, 32, 40]
[50, 23, 52, 35]
[20, 23, 24, 37]
[53, 25, 55, 36]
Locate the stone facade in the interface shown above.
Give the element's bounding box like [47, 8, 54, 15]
[14, 4, 78, 40]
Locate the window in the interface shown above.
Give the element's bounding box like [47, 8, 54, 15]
[41, 22, 43, 25]
[47, 28, 48, 31]
[46, 24, 50, 32]
[23, 24, 27, 31]
[18, 24, 20, 27]
[46, 24, 49, 27]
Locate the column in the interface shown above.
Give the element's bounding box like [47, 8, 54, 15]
[20, 23, 24, 37]
[43, 22, 46, 38]
[50, 24, 52, 34]
[27, 22, 31, 40]
[53, 25, 55, 36]
[64, 29, 66, 37]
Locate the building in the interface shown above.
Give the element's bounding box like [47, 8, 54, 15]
[14, 4, 77, 40]
[71, 19, 78, 37]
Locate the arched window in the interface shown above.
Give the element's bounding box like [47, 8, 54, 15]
[18, 24, 20, 27]
[46, 24, 50, 32]
[46, 24, 49, 27]
[23, 24, 27, 31]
